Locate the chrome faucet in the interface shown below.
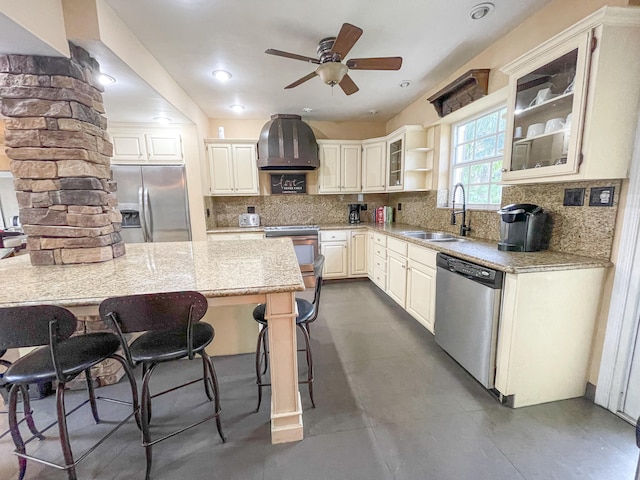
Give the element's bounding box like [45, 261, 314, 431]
[451, 183, 471, 237]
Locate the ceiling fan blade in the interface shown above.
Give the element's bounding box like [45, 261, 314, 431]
[265, 49, 320, 64]
[330, 23, 363, 59]
[285, 72, 317, 89]
[346, 57, 403, 70]
[339, 74, 359, 95]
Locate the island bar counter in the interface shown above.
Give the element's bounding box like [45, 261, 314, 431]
[0, 239, 306, 443]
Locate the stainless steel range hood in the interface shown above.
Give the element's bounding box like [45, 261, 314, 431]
[257, 114, 319, 170]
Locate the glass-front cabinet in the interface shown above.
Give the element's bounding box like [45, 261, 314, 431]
[386, 132, 404, 191]
[502, 31, 593, 181]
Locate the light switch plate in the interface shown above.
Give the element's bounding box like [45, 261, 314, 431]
[589, 186, 615, 207]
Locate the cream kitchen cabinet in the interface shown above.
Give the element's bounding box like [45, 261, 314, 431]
[318, 140, 362, 193]
[361, 138, 386, 192]
[110, 127, 183, 163]
[206, 140, 259, 196]
[405, 244, 437, 333]
[501, 7, 640, 183]
[385, 236, 408, 307]
[349, 230, 368, 277]
[386, 131, 405, 192]
[366, 230, 375, 277]
[371, 232, 387, 290]
[495, 267, 606, 407]
[320, 229, 368, 279]
[320, 230, 349, 279]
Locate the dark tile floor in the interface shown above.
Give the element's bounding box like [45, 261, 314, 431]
[1, 281, 638, 479]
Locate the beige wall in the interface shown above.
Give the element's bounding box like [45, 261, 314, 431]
[208, 117, 386, 141]
[0, 0, 70, 56]
[387, 0, 630, 132]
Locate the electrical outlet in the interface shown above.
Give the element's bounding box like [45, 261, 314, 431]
[397, 203, 402, 211]
[206, 208, 210, 217]
[247, 206, 255, 213]
[589, 186, 615, 207]
[563, 188, 585, 206]
[360, 204, 367, 211]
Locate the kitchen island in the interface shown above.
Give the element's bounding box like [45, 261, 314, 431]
[0, 239, 306, 443]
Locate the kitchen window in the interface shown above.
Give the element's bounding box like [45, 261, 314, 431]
[450, 105, 507, 208]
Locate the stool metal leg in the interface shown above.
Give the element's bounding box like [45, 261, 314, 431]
[20, 385, 45, 440]
[254, 326, 268, 412]
[261, 328, 268, 375]
[111, 354, 141, 430]
[56, 382, 78, 480]
[141, 363, 158, 480]
[298, 324, 315, 408]
[202, 355, 213, 401]
[202, 351, 226, 442]
[8, 384, 27, 480]
[85, 368, 100, 424]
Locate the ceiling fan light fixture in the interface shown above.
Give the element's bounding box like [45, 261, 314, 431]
[470, 2, 494, 20]
[315, 62, 348, 86]
[212, 70, 232, 81]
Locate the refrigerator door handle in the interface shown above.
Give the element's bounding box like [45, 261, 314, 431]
[138, 186, 148, 242]
[143, 186, 153, 242]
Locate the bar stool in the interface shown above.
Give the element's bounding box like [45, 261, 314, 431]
[99, 291, 225, 480]
[0, 305, 140, 480]
[253, 254, 324, 411]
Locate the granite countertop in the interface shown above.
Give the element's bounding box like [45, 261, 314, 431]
[207, 223, 611, 274]
[0, 239, 304, 308]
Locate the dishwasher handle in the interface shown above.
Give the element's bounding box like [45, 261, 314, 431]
[436, 253, 503, 289]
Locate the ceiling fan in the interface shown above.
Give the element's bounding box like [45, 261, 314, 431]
[265, 23, 402, 96]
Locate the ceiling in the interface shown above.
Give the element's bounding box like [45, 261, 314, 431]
[2, 1, 553, 125]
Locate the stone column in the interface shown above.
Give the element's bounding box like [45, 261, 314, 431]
[0, 43, 124, 265]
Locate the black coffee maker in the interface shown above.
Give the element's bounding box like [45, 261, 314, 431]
[348, 204, 362, 224]
[497, 203, 546, 252]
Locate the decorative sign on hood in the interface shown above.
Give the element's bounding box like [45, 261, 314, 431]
[270, 174, 307, 194]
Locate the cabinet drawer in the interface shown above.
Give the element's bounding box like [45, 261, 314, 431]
[373, 268, 387, 290]
[373, 256, 387, 273]
[373, 233, 387, 247]
[374, 245, 387, 260]
[408, 244, 437, 267]
[320, 230, 348, 241]
[387, 236, 408, 256]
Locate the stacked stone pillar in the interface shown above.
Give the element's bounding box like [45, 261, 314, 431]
[0, 43, 124, 265]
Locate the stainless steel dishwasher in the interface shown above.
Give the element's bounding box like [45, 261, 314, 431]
[435, 253, 504, 389]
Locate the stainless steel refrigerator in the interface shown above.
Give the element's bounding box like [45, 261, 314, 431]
[111, 165, 191, 243]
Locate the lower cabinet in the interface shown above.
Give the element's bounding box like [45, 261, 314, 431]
[405, 244, 437, 333]
[387, 252, 408, 307]
[366, 231, 375, 277]
[349, 231, 368, 277]
[320, 230, 349, 279]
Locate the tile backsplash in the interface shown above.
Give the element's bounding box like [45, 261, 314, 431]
[206, 179, 621, 259]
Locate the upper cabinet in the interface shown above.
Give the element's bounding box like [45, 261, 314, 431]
[362, 138, 386, 192]
[110, 127, 183, 164]
[206, 140, 259, 196]
[385, 126, 432, 192]
[318, 140, 362, 193]
[501, 7, 640, 183]
[386, 131, 405, 191]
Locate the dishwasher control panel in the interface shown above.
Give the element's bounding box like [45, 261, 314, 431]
[436, 253, 503, 288]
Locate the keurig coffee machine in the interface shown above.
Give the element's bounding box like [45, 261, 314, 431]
[497, 203, 546, 252]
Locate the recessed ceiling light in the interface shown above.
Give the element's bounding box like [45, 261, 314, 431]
[98, 73, 116, 85]
[470, 2, 494, 20]
[302, 107, 313, 113]
[212, 70, 232, 81]
[153, 116, 172, 124]
[230, 104, 245, 113]
[399, 81, 411, 88]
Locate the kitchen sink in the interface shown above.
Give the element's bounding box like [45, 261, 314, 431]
[399, 231, 467, 242]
